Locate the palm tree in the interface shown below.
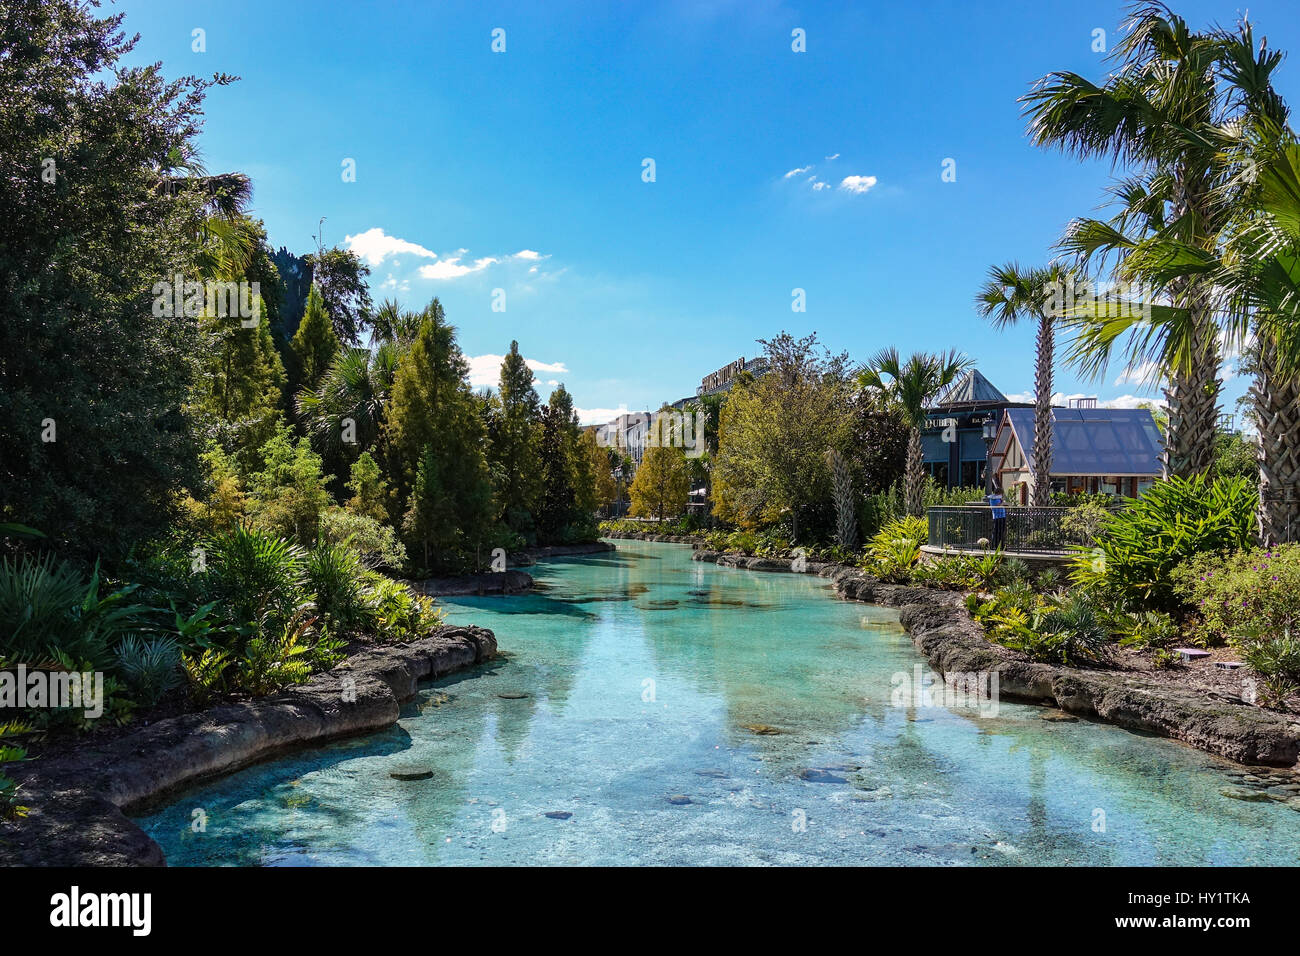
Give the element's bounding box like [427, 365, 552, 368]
[1043, 15, 1297, 540]
[296, 342, 400, 467]
[1221, 131, 1300, 543]
[976, 262, 1080, 506]
[1022, 3, 1232, 478]
[858, 349, 971, 517]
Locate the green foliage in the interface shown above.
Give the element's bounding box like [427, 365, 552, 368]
[712, 332, 854, 539]
[0, 719, 31, 819]
[361, 573, 446, 643]
[245, 424, 333, 544]
[306, 540, 367, 629]
[202, 524, 308, 629]
[1243, 632, 1300, 710]
[345, 452, 391, 523]
[629, 443, 691, 521]
[858, 482, 985, 540]
[1060, 498, 1113, 544]
[236, 617, 313, 696]
[1030, 593, 1112, 665]
[0, 0, 211, 560]
[1174, 545, 1300, 645]
[387, 302, 496, 570]
[290, 285, 340, 390]
[864, 516, 926, 582]
[181, 648, 231, 706]
[1069, 476, 1257, 611]
[1113, 609, 1180, 649]
[319, 508, 407, 570]
[0, 554, 150, 668]
[114, 635, 183, 708]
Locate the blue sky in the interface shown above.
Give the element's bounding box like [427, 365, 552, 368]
[119, 0, 1300, 424]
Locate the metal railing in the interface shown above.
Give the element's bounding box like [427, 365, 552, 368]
[926, 505, 1101, 554]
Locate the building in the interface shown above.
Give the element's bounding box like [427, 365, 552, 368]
[669, 355, 770, 410]
[922, 370, 1030, 489]
[989, 403, 1164, 503]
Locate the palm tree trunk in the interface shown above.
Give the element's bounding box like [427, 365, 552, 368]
[1253, 336, 1300, 545]
[1162, 296, 1221, 478]
[1031, 315, 1054, 507]
[905, 426, 924, 517]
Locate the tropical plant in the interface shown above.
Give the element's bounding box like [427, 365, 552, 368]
[1031, 592, 1112, 665]
[202, 524, 308, 630]
[865, 516, 927, 581]
[1026, 6, 1289, 483]
[306, 540, 367, 628]
[181, 648, 231, 706]
[1070, 474, 1257, 610]
[0, 718, 31, 820]
[234, 609, 314, 695]
[114, 635, 183, 708]
[858, 349, 971, 516]
[296, 342, 399, 467]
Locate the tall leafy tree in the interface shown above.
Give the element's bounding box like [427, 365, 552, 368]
[712, 333, 854, 539]
[858, 349, 971, 517]
[0, 0, 230, 557]
[385, 300, 495, 567]
[302, 246, 373, 344]
[630, 444, 690, 520]
[488, 341, 541, 534]
[291, 285, 340, 392]
[296, 341, 398, 478]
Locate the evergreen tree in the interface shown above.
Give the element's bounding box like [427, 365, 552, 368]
[291, 285, 340, 391]
[385, 300, 495, 569]
[346, 451, 390, 522]
[488, 341, 541, 535]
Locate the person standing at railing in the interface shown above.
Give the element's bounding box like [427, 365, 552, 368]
[986, 491, 1006, 551]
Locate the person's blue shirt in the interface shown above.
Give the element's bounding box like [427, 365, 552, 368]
[987, 493, 1006, 520]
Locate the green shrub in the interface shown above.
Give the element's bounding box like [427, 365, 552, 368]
[0, 554, 151, 668]
[0, 718, 31, 820]
[1069, 475, 1257, 611]
[114, 634, 182, 707]
[307, 540, 367, 629]
[1031, 592, 1112, 665]
[1113, 609, 1179, 649]
[234, 610, 313, 695]
[181, 648, 231, 706]
[1173, 545, 1300, 645]
[203, 524, 308, 628]
[319, 508, 408, 569]
[864, 516, 926, 582]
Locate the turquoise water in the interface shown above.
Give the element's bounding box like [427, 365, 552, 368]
[138, 541, 1300, 866]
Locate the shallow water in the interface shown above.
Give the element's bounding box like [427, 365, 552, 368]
[138, 541, 1300, 866]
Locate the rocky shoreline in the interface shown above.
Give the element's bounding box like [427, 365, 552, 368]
[0, 625, 497, 867]
[690, 547, 1300, 770]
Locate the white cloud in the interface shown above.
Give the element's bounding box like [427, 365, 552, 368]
[465, 353, 569, 388]
[783, 165, 813, 178]
[514, 249, 545, 260]
[345, 227, 438, 266]
[419, 255, 498, 280]
[378, 272, 410, 294]
[576, 407, 629, 426]
[812, 180, 830, 191]
[1113, 361, 1162, 387]
[1003, 390, 1165, 411]
[839, 175, 878, 194]
[825, 152, 840, 161]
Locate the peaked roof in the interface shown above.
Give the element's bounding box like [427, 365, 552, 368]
[1002, 407, 1163, 477]
[935, 369, 1008, 407]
